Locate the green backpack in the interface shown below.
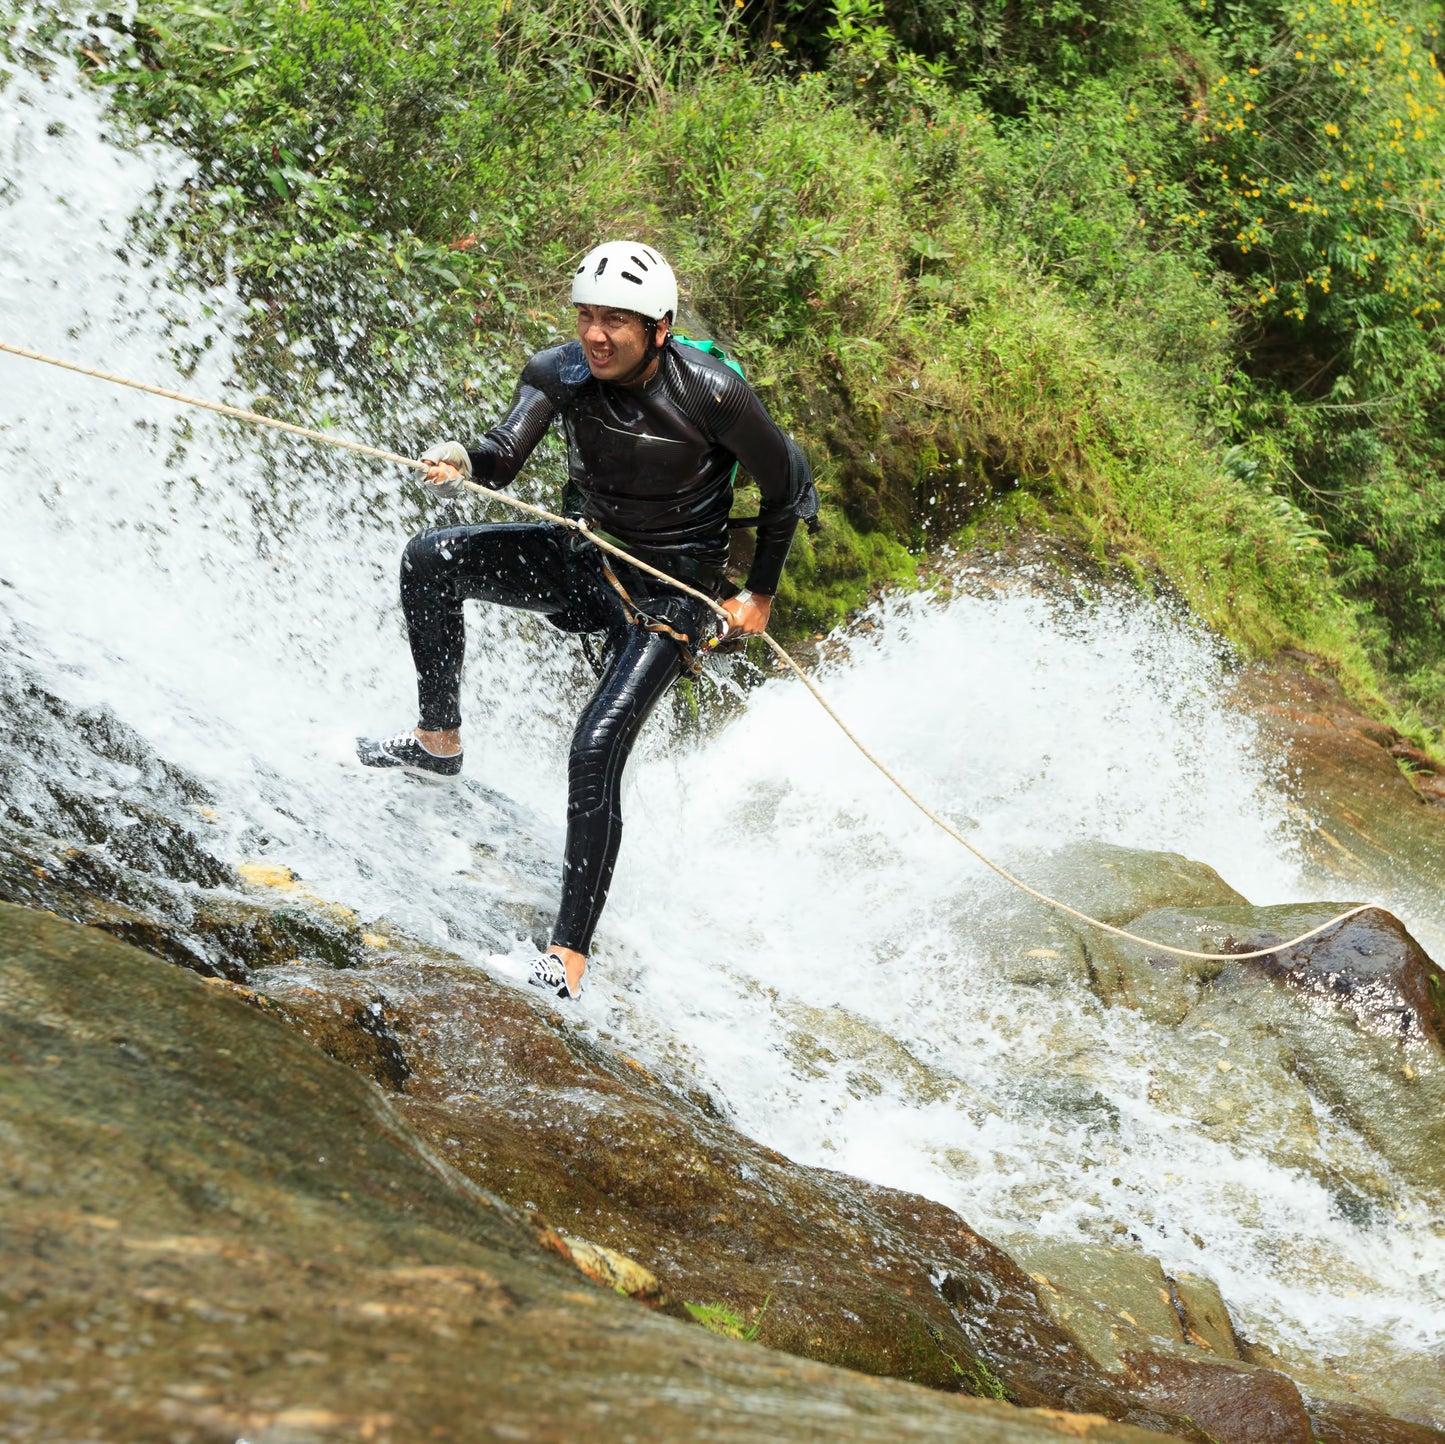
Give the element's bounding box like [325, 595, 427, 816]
[673, 332, 745, 490]
[672, 331, 746, 382]
[672, 333, 820, 535]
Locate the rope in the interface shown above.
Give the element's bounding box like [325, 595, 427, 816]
[0, 338, 1379, 963]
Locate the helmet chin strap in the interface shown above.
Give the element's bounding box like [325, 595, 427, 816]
[611, 316, 670, 386]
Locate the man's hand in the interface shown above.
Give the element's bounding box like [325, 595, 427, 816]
[710, 589, 772, 648]
[419, 442, 472, 499]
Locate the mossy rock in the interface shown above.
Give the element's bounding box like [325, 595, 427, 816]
[1092, 904, 1445, 1200]
[955, 841, 1247, 994]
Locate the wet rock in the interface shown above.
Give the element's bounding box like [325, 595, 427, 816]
[1001, 1240, 1191, 1373]
[1082, 909, 1236, 1025]
[1310, 1398, 1445, 1443]
[1024, 842, 1250, 926]
[263, 958, 1003, 1389]
[998, 1229, 1444, 1438]
[1169, 1271, 1243, 1361]
[0, 902, 1171, 1444]
[778, 999, 998, 1116]
[1087, 899, 1441, 1050]
[0, 658, 232, 891]
[0, 820, 253, 981]
[1, 651, 1438, 1440]
[257, 957, 1222, 1432]
[258, 986, 415, 1091]
[995, 1240, 1417, 1442]
[558, 1232, 668, 1305]
[1122, 1353, 1316, 1444]
[0, 653, 383, 984]
[1092, 904, 1445, 1201]
[0, 808, 373, 983]
[244, 943, 1445, 1444]
[1240, 905, 1445, 1047]
[7, 877, 1438, 1440]
[958, 842, 1246, 994]
[1231, 656, 1445, 898]
[188, 893, 372, 973]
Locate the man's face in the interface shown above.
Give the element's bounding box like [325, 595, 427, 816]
[575, 305, 667, 382]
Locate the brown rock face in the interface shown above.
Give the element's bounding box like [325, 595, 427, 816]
[1310, 1401, 1445, 1444]
[1231, 654, 1445, 898]
[262, 955, 1135, 1405]
[3, 658, 1442, 1442]
[0, 903, 1172, 1444]
[1088, 900, 1445, 1207]
[253, 939, 1444, 1444]
[1123, 1354, 1317, 1444]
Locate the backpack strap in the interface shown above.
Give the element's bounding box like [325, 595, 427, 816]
[673, 335, 821, 536]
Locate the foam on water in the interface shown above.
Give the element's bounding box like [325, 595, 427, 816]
[606, 592, 1444, 1360]
[2, 39, 1442, 1377]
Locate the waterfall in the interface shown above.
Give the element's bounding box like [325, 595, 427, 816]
[3, 36, 1441, 1384]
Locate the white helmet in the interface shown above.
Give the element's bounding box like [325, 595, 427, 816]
[571, 241, 677, 322]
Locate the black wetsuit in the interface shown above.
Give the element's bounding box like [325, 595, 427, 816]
[400, 337, 808, 953]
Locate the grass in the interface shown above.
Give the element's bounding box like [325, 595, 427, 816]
[923, 1321, 1010, 1401]
[685, 1293, 772, 1342]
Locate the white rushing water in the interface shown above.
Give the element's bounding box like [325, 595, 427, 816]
[3, 41, 1442, 1386]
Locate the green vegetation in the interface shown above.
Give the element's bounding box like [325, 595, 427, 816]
[924, 1320, 1011, 1400]
[958, 1354, 1010, 1402]
[24, 0, 1445, 729]
[685, 1294, 771, 1340]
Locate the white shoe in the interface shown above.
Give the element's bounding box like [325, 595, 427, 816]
[529, 951, 584, 1000]
[356, 729, 462, 777]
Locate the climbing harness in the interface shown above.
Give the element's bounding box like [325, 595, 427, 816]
[594, 553, 707, 670]
[0, 338, 1381, 963]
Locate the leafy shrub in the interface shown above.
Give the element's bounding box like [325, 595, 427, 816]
[1195, 0, 1445, 351]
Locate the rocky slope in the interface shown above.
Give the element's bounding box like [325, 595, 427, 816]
[1231, 650, 1445, 894]
[1, 649, 1442, 1442]
[4, 902, 1175, 1443]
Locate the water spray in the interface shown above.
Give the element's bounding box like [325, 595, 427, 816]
[0, 337, 1378, 963]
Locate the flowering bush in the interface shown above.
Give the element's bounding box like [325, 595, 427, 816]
[1195, 0, 1444, 365]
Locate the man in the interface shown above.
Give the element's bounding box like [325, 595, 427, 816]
[358, 241, 814, 1000]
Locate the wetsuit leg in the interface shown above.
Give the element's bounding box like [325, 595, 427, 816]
[400, 524, 579, 731]
[400, 521, 700, 953]
[551, 624, 686, 954]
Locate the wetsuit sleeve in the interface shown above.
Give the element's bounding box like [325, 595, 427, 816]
[711, 377, 799, 595]
[466, 380, 556, 487]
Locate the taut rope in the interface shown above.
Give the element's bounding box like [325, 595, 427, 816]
[0, 338, 1378, 963]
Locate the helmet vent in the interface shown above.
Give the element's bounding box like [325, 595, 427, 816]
[570, 241, 677, 321]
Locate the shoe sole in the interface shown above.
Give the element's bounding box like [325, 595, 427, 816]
[356, 762, 462, 783]
[356, 747, 462, 781]
[528, 971, 584, 1000]
[394, 763, 462, 782]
